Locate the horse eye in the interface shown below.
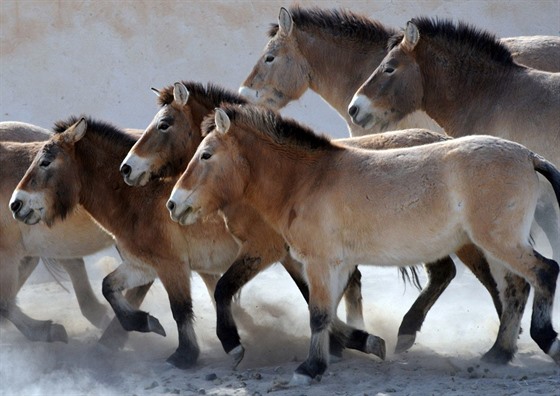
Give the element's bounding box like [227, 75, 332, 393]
[201, 152, 212, 160]
[384, 66, 395, 74]
[264, 55, 275, 63]
[39, 159, 51, 168]
[159, 122, 170, 131]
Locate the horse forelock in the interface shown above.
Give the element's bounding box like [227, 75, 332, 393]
[208, 104, 336, 152]
[268, 6, 397, 44]
[410, 17, 515, 66]
[157, 81, 247, 109]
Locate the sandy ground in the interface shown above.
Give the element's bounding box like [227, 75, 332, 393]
[1, 247, 559, 396]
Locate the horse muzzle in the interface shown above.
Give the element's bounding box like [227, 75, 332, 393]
[9, 193, 43, 225]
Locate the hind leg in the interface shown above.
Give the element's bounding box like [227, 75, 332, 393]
[481, 261, 530, 364]
[342, 266, 365, 329]
[17, 257, 40, 292]
[396, 256, 456, 353]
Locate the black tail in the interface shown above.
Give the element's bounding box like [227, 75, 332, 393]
[399, 267, 422, 291]
[533, 154, 560, 205]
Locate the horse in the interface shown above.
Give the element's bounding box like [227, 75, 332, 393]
[0, 121, 113, 343]
[9, 116, 385, 369]
[122, 80, 505, 358]
[168, 104, 560, 385]
[240, 6, 560, 137]
[349, 18, 560, 260]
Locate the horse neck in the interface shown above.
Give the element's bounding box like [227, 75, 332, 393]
[74, 132, 171, 236]
[296, 29, 388, 117]
[416, 42, 516, 137]
[237, 131, 326, 231]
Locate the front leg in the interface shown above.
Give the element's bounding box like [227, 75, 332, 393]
[102, 260, 164, 336]
[159, 268, 200, 369]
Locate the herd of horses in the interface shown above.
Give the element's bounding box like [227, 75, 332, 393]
[2, 6, 559, 386]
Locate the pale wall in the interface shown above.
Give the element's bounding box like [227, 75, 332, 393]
[1, 0, 559, 139]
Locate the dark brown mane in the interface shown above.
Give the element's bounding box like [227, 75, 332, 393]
[202, 104, 338, 152]
[157, 81, 248, 109]
[268, 6, 397, 46]
[53, 115, 136, 147]
[389, 17, 515, 66]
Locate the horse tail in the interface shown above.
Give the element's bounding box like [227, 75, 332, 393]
[399, 266, 423, 291]
[533, 154, 560, 205]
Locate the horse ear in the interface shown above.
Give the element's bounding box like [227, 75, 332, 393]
[173, 82, 190, 106]
[151, 87, 161, 97]
[64, 118, 87, 143]
[278, 7, 293, 36]
[403, 21, 420, 51]
[214, 109, 231, 134]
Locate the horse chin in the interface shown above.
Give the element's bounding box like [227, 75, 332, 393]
[15, 208, 43, 225]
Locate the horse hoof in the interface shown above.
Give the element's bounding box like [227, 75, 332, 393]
[166, 350, 197, 370]
[147, 315, 166, 336]
[289, 372, 313, 386]
[365, 335, 386, 360]
[481, 346, 514, 365]
[395, 334, 416, 354]
[49, 323, 69, 343]
[228, 345, 245, 369]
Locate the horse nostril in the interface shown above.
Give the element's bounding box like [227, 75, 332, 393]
[348, 105, 358, 118]
[120, 164, 131, 177]
[10, 199, 22, 213]
[166, 200, 175, 212]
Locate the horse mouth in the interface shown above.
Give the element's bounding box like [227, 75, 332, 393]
[354, 113, 375, 129]
[124, 171, 150, 187]
[14, 208, 42, 225]
[178, 206, 200, 226]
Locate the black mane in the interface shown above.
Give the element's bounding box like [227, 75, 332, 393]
[268, 6, 397, 45]
[202, 104, 337, 152]
[53, 115, 136, 147]
[157, 81, 248, 109]
[389, 17, 515, 66]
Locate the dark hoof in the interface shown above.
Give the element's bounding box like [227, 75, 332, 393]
[395, 334, 416, 354]
[481, 346, 515, 365]
[48, 323, 69, 343]
[121, 312, 166, 336]
[228, 345, 245, 369]
[166, 350, 198, 369]
[366, 335, 386, 360]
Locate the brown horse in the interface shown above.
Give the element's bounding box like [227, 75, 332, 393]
[1, 121, 113, 343]
[349, 18, 560, 260]
[240, 6, 560, 136]
[122, 81, 505, 358]
[169, 104, 559, 384]
[9, 116, 383, 369]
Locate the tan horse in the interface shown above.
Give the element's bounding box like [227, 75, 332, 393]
[169, 104, 560, 384]
[240, 6, 560, 136]
[122, 81, 505, 358]
[1, 121, 113, 343]
[9, 116, 384, 368]
[349, 18, 560, 260]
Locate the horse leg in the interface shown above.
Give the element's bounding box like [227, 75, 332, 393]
[17, 256, 40, 291]
[101, 260, 164, 336]
[481, 262, 529, 364]
[98, 282, 153, 350]
[395, 256, 456, 353]
[0, 299, 68, 343]
[198, 272, 221, 311]
[341, 266, 365, 329]
[57, 257, 111, 329]
[215, 253, 275, 367]
[292, 261, 385, 385]
[480, 244, 559, 364]
[158, 268, 199, 369]
[456, 245, 503, 318]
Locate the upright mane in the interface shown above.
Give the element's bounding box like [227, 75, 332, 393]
[53, 115, 136, 147]
[268, 6, 397, 45]
[157, 81, 248, 109]
[202, 104, 338, 152]
[389, 17, 515, 66]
